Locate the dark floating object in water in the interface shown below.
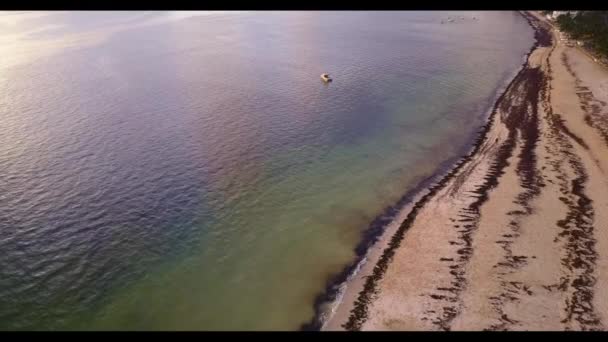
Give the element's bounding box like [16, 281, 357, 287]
[321, 73, 332, 82]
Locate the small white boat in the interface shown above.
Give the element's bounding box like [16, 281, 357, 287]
[321, 73, 332, 82]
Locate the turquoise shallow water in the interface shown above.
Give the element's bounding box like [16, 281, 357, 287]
[0, 11, 534, 330]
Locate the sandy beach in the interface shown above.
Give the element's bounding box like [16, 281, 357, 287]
[322, 11, 608, 331]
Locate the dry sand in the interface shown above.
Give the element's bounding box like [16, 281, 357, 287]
[323, 11, 608, 331]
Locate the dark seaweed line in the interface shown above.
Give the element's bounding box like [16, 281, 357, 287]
[546, 106, 603, 330]
[560, 160, 601, 330]
[486, 66, 546, 332]
[427, 64, 545, 331]
[299, 137, 484, 331]
[430, 108, 519, 331]
[337, 13, 547, 331]
[538, 44, 603, 330]
[434, 66, 546, 332]
[435, 14, 552, 330]
[416, 12, 553, 331]
[301, 11, 544, 331]
[540, 36, 590, 151]
[561, 52, 608, 147]
[299, 121, 488, 331]
[547, 56, 603, 331]
[559, 149, 601, 330]
[485, 19, 603, 330]
[482, 24, 555, 329]
[486, 22, 555, 330]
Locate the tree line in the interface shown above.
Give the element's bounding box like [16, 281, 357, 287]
[545, 11, 608, 58]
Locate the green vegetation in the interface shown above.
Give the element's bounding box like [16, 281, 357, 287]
[555, 11, 608, 57]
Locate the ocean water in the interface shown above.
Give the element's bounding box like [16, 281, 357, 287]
[0, 11, 534, 330]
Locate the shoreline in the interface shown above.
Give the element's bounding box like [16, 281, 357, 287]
[322, 8, 608, 330]
[343, 18, 546, 327]
[302, 11, 544, 331]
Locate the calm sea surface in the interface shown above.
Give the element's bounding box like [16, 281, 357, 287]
[0, 11, 534, 330]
